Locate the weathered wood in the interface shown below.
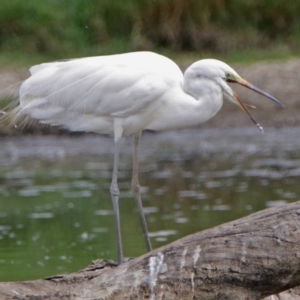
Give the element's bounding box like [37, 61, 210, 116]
[263, 287, 300, 300]
[1, 201, 300, 300]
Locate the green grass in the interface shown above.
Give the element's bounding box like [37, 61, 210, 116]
[1, 0, 300, 68]
[1, 42, 300, 71]
[162, 44, 300, 66]
[0, 38, 132, 69]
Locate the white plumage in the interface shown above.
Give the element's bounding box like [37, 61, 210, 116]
[13, 51, 283, 263]
[18, 52, 249, 137]
[20, 53, 179, 135]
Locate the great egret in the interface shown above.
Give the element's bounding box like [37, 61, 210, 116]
[4, 51, 283, 264]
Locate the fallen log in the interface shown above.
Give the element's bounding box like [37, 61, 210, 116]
[263, 287, 300, 300]
[1, 201, 300, 300]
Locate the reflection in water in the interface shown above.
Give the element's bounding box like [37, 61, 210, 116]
[0, 127, 300, 281]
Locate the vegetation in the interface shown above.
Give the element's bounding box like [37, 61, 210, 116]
[0, 0, 300, 64]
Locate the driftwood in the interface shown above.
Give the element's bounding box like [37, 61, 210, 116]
[1, 201, 300, 300]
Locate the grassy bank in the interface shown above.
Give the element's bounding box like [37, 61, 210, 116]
[1, 0, 300, 66]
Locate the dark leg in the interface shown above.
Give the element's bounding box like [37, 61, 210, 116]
[131, 133, 152, 252]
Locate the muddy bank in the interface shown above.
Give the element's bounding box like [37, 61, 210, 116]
[0, 59, 299, 135]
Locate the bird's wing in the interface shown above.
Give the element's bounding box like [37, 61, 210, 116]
[19, 53, 182, 121]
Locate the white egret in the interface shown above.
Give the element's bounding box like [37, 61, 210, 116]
[5, 51, 283, 264]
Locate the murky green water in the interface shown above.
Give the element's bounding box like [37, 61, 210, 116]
[0, 128, 300, 281]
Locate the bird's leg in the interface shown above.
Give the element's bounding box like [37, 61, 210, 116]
[110, 138, 124, 264]
[131, 133, 152, 252]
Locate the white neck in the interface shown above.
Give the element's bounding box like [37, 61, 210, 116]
[146, 78, 224, 132]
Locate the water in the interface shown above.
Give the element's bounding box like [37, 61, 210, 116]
[0, 127, 300, 281]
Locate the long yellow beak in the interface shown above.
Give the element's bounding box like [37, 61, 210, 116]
[230, 76, 284, 132]
[235, 77, 284, 107]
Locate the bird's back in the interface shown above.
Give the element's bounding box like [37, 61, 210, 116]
[17, 52, 183, 134]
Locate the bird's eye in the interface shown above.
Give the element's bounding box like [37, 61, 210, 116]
[225, 72, 231, 78]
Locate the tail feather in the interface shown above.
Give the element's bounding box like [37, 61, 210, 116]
[0, 99, 39, 132]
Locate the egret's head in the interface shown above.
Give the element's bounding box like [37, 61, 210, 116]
[221, 62, 283, 118]
[186, 59, 284, 131]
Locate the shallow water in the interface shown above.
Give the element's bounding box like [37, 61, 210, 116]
[0, 127, 300, 281]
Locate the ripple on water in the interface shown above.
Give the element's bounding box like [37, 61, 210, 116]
[71, 180, 96, 189]
[94, 210, 114, 216]
[18, 188, 40, 197]
[205, 181, 223, 188]
[143, 207, 159, 214]
[149, 230, 177, 238]
[182, 171, 193, 178]
[243, 169, 284, 179]
[235, 182, 249, 193]
[252, 158, 300, 169]
[85, 162, 110, 170]
[175, 217, 189, 223]
[266, 200, 288, 208]
[68, 171, 83, 179]
[277, 190, 296, 199]
[178, 190, 207, 200]
[286, 168, 300, 177]
[91, 227, 109, 233]
[28, 212, 54, 219]
[153, 186, 169, 195]
[0, 225, 12, 232]
[5, 170, 34, 179]
[62, 190, 92, 198]
[152, 170, 173, 179]
[210, 170, 240, 178]
[203, 204, 232, 211]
